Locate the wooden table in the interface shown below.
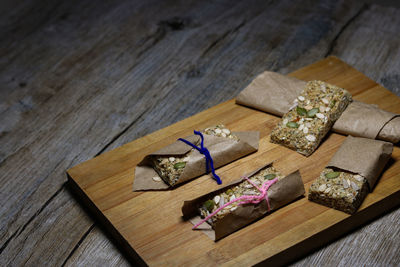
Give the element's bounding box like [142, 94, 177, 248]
[1, 1, 399, 266]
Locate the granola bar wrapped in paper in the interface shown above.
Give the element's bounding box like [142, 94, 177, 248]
[133, 125, 259, 191]
[270, 80, 352, 156]
[308, 136, 393, 214]
[182, 163, 305, 241]
[236, 71, 400, 143]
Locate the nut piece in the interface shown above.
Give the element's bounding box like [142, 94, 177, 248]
[342, 178, 349, 189]
[354, 174, 364, 182]
[213, 195, 220, 204]
[202, 124, 239, 141]
[351, 181, 359, 191]
[322, 98, 329, 104]
[318, 184, 327, 192]
[222, 128, 231, 135]
[324, 187, 331, 194]
[152, 176, 162, 182]
[306, 135, 316, 142]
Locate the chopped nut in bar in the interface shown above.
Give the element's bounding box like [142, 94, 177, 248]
[308, 168, 368, 214]
[202, 124, 239, 141]
[270, 80, 352, 156]
[198, 166, 283, 226]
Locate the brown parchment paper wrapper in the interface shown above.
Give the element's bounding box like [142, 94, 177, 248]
[333, 101, 400, 143]
[379, 117, 400, 143]
[236, 71, 305, 116]
[327, 136, 393, 191]
[181, 163, 305, 241]
[235, 71, 400, 143]
[133, 131, 259, 191]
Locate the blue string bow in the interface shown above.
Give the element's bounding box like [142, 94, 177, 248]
[178, 130, 222, 185]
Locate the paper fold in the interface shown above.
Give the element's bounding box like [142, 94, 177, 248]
[327, 136, 393, 191]
[182, 163, 305, 241]
[133, 131, 259, 191]
[236, 71, 400, 143]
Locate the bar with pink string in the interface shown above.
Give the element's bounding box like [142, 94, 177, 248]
[181, 162, 305, 241]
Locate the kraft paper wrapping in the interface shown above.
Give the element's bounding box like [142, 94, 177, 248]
[235, 71, 400, 143]
[236, 71, 305, 116]
[133, 131, 259, 191]
[181, 163, 305, 241]
[333, 101, 400, 142]
[327, 136, 393, 191]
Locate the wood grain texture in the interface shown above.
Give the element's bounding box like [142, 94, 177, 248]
[0, 0, 399, 266]
[67, 56, 400, 266]
[293, 5, 400, 266]
[332, 4, 400, 96]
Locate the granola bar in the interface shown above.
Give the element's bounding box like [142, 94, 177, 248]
[152, 125, 238, 186]
[270, 80, 352, 156]
[198, 166, 283, 227]
[308, 168, 368, 214]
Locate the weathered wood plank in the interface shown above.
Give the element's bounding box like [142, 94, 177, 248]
[1, 0, 399, 266]
[0, 188, 93, 266]
[332, 4, 400, 96]
[292, 4, 400, 266]
[66, 3, 400, 266]
[2, 0, 269, 250]
[64, 227, 130, 267]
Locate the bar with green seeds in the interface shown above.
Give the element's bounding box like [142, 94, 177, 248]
[151, 124, 238, 186]
[270, 80, 352, 156]
[308, 168, 368, 214]
[308, 136, 393, 214]
[198, 166, 283, 227]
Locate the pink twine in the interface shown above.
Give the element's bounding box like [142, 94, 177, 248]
[192, 176, 278, 229]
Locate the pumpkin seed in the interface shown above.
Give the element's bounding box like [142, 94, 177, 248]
[307, 108, 319, 118]
[330, 100, 336, 108]
[296, 106, 307, 116]
[173, 162, 186, 169]
[264, 173, 276, 180]
[325, 171, 340, 179]
[203, 200, 214, 212]
[287, 121, 299, 128]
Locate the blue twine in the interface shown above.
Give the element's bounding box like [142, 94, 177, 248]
[178, 130, 222, 185]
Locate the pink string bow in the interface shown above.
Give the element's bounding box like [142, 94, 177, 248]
[193, 176, 278, 229]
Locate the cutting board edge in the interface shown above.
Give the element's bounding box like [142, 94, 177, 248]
[255, 189, 400, 266]
[65, 55, 400, 266]
[66, 173, 147, 266]
[67, 169, 400, 266]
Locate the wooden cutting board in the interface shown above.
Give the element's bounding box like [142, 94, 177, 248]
[67, 56, 400, 266]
